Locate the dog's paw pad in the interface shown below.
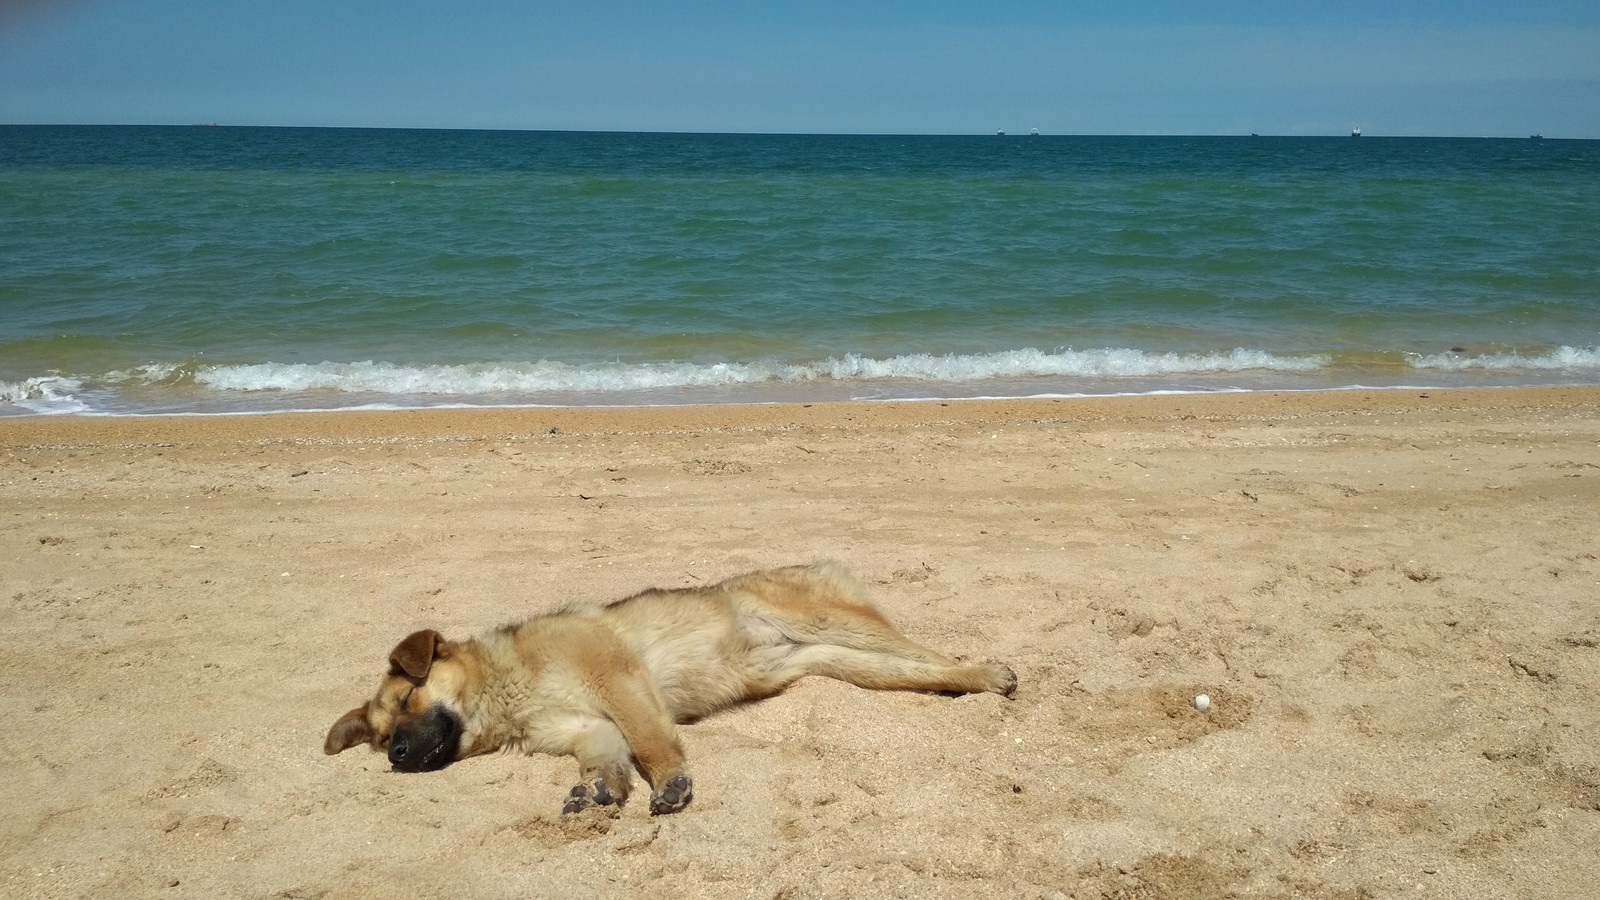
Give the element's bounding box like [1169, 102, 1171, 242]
[649, 775, 693, 816]
[561, 779, 620, 816]
[561, 785, 594, 816]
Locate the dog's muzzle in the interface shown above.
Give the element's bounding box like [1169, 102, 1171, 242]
[388, 705, 463, 773]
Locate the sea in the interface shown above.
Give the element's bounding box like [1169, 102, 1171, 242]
[2, 125, 1598, 417]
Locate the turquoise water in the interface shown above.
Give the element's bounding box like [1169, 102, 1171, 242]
[2, 126, 1598, 415]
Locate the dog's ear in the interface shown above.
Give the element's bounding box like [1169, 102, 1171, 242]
[388, 629, 447, 680]
[324, 706, 373, 755]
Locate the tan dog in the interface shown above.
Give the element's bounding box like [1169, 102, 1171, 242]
[324, 563, 1017, 816]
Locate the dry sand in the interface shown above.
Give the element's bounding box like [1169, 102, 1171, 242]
[3, 388, 1599, 899]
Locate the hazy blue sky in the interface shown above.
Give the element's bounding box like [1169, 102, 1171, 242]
[2, 1, 1597, 136]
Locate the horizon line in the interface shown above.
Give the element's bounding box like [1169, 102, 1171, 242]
[0, 123, 1588, 141]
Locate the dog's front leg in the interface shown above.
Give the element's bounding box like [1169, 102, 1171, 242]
[559, 716, 635, 816]
[590, 675, 693, 815]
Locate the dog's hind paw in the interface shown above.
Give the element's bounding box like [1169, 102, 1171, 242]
[990, 664, 1018, 698]
[649, 774, 693, 816]
[561, 779, 621, 816]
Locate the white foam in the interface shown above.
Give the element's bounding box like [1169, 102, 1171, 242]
[0, 376, 91, 414]
[14, 345, 1597, 417]
[102, 362, 187, 384]
[1412, 345, 1600, 371]
[195, 359, 773, 393]
[193, 348, 1329, 396]
[815, 347, 1325, 381]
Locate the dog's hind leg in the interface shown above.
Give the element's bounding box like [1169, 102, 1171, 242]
[736, 567, 1018, 698]
[759, 643, 1017, 697]
[738, 587, 957, 666]
[733, 563, 1003, 671]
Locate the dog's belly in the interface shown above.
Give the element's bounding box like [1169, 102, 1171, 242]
[648, 638, 788, 722]
[637, 622, 798, 722]
[597, 592, 799, 722]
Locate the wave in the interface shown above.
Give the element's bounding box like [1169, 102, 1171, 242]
[0, 376, 92, 414]
[6, 346, 1599, 416]
[1411, 346, 1600, 371]
[187, 348, 1329, 396]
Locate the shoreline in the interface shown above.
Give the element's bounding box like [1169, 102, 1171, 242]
[7, 338, 1598, 419]
[5, 385, 1600, 448]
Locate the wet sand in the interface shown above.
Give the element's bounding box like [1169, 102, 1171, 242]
[3, 388, 1599, 899]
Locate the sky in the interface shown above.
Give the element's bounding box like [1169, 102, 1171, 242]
[2, 1, 1597, 137]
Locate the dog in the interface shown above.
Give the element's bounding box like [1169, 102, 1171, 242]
[324, 562, 1017, 816]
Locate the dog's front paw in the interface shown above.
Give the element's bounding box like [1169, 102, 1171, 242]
[561, 779, 622, 816]
[649, 774, 693, 815]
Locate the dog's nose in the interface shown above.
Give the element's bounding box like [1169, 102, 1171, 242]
[388, 736, 411, 767]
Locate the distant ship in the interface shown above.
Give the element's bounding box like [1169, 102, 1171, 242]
[996, 130, 1005, 135]
[1351, 128, 1362, 138]
[1030, 128, 1040, 136]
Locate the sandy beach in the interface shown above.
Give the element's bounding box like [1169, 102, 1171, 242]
[3, 387, 1599, 899]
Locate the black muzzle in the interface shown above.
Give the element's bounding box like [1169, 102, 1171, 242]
[388, 705, 463, 772]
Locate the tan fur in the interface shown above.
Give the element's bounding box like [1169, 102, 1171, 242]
[324, 562, 1016, 816]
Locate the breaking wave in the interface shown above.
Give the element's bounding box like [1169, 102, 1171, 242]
[191, 348, 1327, 396]
[0, 376, 92, 415]
[7, 346, 1600, 416]
[1411, 346, 1600, 371]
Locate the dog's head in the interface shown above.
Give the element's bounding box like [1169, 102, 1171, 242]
[323, 629, 473, 772]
